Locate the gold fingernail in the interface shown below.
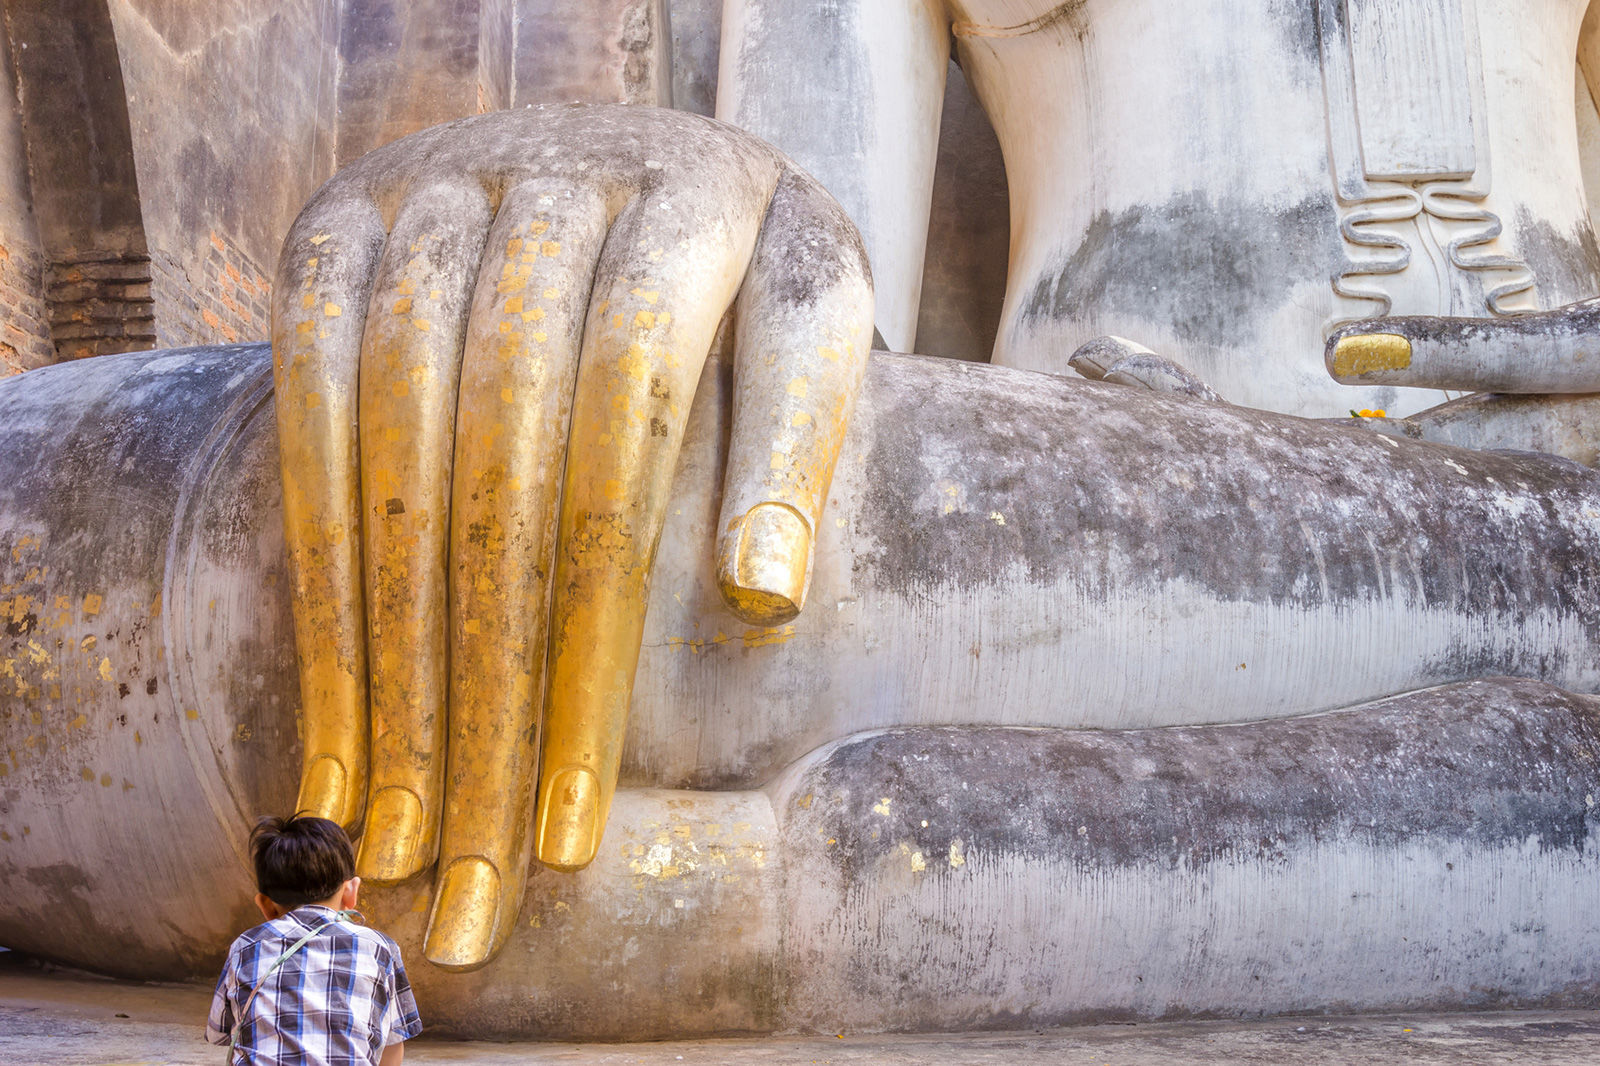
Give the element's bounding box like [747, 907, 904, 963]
[424, 856, 502, 971]
[356, 787, 425, 884]
[536, 766, 601, 871]
[298, 755, 349, 825]
[1330, 333, 1411, 379]
[717, 502, 812, 626]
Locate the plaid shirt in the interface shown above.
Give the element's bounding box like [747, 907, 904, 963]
[206, 906, 423, 1065]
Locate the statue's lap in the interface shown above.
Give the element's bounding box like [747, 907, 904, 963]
[2, 346, 1599, 1035]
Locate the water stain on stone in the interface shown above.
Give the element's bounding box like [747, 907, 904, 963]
[1019, 192, 1340, 348]
[1512, 206, 1600, 309]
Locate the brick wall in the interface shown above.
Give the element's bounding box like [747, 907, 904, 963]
[0, 238, 51, 375]
[45, 253, 156, 361]
[150, 232, 271, 350]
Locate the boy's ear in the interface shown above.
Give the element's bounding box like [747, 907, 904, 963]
[255, 893, 286, 921]
[341, 876, 360, 910]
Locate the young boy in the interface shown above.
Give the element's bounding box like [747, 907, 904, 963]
[207, 815, 423, 1065]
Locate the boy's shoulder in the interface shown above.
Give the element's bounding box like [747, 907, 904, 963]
[223, 909, 406, 971]
[344, 918, 406, 964]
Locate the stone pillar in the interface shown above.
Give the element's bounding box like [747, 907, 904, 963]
[105, 0, 339, 349]
[0, 9, 50, 375]
[4, 0, 153, 363]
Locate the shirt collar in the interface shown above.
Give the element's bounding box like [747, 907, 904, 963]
[282, 904, 338, 928]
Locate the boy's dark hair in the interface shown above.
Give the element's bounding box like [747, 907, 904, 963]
[250, 814, 355, 908]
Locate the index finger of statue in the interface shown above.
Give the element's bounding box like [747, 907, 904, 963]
[532, 179, 774, 874]
[714, 167, 873, 625]
[272, 189, 388, 830]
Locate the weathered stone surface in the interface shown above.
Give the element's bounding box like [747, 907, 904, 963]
[106, 0, 338, 349]
[3, 346, 1600, 1035]
[0, 14, 51, 375]
[1402, 390, 1600, 467]
[336, 0, 487, 166]
[514, 0, 671, 108]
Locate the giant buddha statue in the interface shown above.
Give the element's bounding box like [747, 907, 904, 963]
[6, 0, 1600, 1040]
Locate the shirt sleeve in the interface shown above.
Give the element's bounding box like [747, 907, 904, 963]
[379, 947, 424, 1046]
[205, 950, 238, 1046]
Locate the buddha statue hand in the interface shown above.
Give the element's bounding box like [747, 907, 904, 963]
[1326, 298, 1600, 395]
[270, 105, 872, 970]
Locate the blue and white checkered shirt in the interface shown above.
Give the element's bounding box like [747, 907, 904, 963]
[206, 905, 423, 1065]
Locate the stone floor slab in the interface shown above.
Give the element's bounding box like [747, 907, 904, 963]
[4, 953, 1600, 1065]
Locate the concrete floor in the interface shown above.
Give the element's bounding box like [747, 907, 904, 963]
[4, 952, 1600, 1065]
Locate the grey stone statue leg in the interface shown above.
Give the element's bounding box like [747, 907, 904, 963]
[3, 345, 1600, 1035]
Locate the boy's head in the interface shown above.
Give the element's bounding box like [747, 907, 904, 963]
[250, 814, 357, 912]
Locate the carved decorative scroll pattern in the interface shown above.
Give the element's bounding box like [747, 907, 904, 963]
[1318, 0, 1534, 330]
[1421, 179, 1536, 315]
[1330, 184, 1421, 318]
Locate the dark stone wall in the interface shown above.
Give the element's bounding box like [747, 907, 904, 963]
[915, 59, 1008, 364]
[7, 1, 145, 257]
[669, 0, 720, 115]
[106, 0, 339, 349]
[335, 0, 486, 167]
[512, 0, 671, 107]
[0, 12, 49, 375]
[4, 0, 153, 363]
[334, 0, 672, 167]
